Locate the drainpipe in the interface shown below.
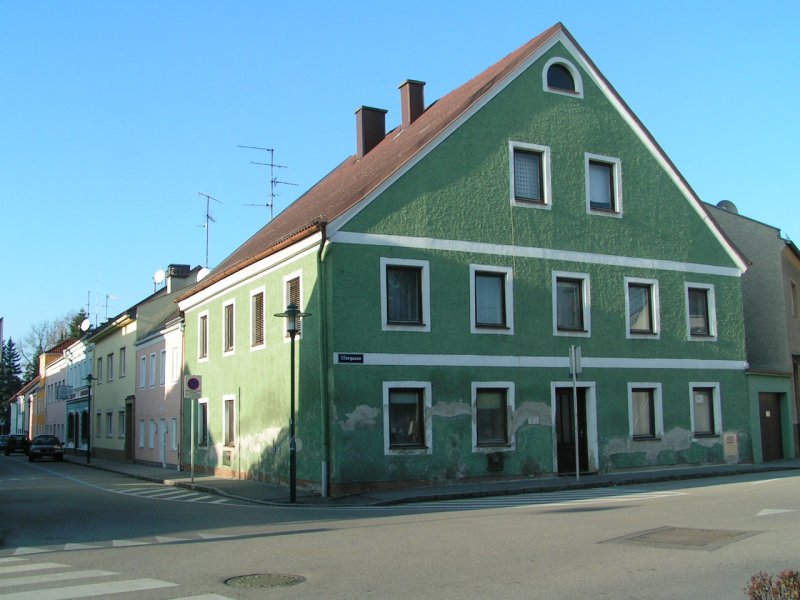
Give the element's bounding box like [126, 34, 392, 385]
[316, 222, 331, 497]
[178, 318, 185, 472]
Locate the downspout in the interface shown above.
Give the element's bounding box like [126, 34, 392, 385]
[178, 317, 185, 472]
[316, 222, 331, 497]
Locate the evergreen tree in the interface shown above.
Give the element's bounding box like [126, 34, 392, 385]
[0, 339, 23, 434]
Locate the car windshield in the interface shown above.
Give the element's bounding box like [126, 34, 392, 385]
[33, 436, 59, 445]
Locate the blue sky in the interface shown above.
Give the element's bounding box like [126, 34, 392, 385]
[2, 1, 798, 348]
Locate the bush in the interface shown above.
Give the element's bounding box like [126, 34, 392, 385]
[746, 570, 800, 600]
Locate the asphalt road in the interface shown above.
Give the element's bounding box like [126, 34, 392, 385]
[1, 455, 798, 599]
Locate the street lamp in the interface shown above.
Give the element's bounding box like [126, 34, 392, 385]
[274, 303, 310, 503]
[85, 374, 94, 464]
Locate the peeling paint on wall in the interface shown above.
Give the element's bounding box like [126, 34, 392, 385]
[431, 400, 470, 418]
[240, 426, 284, 455]
[341, 404, 380, 431]
[513, 401, 552, 433]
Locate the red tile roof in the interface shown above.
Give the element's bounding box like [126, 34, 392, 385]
[180, 22, 565, 300]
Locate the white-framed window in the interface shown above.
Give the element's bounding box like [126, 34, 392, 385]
[553, 271, 591, 337]
[470, 264, 514, 334]
[585, 153, 622, 216]
[197, 398, 209, 447]
[139, 419, 145, 448]
[282, 273, 303, 339]
[685, 283, 717, 341]
[628, 383, 663, 439]
[223, 395, 236, 447]
[97, 357, 103, 384]
[118, 411, 125, 439]
[159, 349, 166, 386]
[222, 300, 235, 355]
[119, 347, 126, 378]
[625, 277, 660, 339]
[542, 56, 584, 98]
[96, 411, 102, 437]
[250, 287, 266, 349]
[106, 353, 113, 381]
[139, 355, 146, 390]
[149, 419, 156, 448]
[171, 417, 178, 451]
[171, 346, 180, 383]
[690, 383, 722, 437]
[198, 311, 209, 361]
[105, 411, 113, 438]
[380, 258, 431, 332]
[383, 381, 432, 455]
[149, 352, 156, 387]
[472, 382, 515, 451]
[509, 141, 551, 208]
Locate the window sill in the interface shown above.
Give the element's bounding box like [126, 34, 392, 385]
[693, 433, 719, 439]
[632, 436, 659, 442]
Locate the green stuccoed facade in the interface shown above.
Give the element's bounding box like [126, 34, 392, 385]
[179, 28, 753, 496]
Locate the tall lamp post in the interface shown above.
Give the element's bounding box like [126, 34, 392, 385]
[274, 303, 310, 503]
[85, 374, 94, 464]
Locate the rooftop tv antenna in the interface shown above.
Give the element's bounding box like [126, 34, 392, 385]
[104, 294, 117, 321]
[199, 192, 222, 268]
[238, 145, 298, 221]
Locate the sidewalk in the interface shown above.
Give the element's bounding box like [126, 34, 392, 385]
[62, 454, 800, 507]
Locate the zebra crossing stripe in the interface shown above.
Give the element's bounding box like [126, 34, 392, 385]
[111, 540, 148, 547]
[0, 563, 67, 575]
[11, 549, 52, 556]
[0, 569, 117, 589]
[0, 577, 177, 599]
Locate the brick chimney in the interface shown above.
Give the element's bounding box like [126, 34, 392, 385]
[355, 106, 387, 159]
[399, 80, 425, 128]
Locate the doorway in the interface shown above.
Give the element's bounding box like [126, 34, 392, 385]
[759, 392, 784, 462]
[159, 419, 167, 467]
[555, 387, 589, 474]
[124, 403, 134, 461]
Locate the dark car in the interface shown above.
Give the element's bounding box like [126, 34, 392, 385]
[0, 435, 8, 452]
[28, 435, 64, 462]
[4, 434, 29, 455]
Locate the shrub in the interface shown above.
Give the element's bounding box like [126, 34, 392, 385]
[745, 570, 800, 600]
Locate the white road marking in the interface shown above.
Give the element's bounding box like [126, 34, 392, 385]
[0, 564, 67, 575]
[0, 569, 116, 588]
[62, 544, 101, 551]
[0, 577, 177, 599]
[757, 508, 796, 516]
[11, 549, 52, 557]
[111, 540, 148, 547]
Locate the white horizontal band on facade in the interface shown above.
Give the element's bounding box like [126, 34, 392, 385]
[333, 352, 747, 371]
[331, 231, 741, 278]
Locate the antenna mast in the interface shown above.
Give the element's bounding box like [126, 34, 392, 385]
[198, 192, 222, 268]
[238, 145, 298, 221]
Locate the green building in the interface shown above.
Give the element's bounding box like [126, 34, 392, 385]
[178, 23, 752, 497]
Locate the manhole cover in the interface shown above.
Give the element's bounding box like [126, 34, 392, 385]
[602, 526, 760, 551]
[225, 573, 306, 588]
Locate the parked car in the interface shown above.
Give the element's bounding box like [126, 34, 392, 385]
[4, 434, 29, 455]
[0, 435, 8, 452]
[28, 435, 64, 462]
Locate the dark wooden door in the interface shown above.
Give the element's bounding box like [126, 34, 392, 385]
[125, 403, 134, 461]
[556, 387, 588, 474]
[759, 393, 783, 462]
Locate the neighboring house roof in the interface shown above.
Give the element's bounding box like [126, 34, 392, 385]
[45, 338, 78, 357]
[179, 22, 745, 303]
[9, 374, 40, 403]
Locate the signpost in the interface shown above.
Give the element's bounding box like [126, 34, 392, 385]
[569, 345, 582, 482]
[184, 376, 202, 482]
